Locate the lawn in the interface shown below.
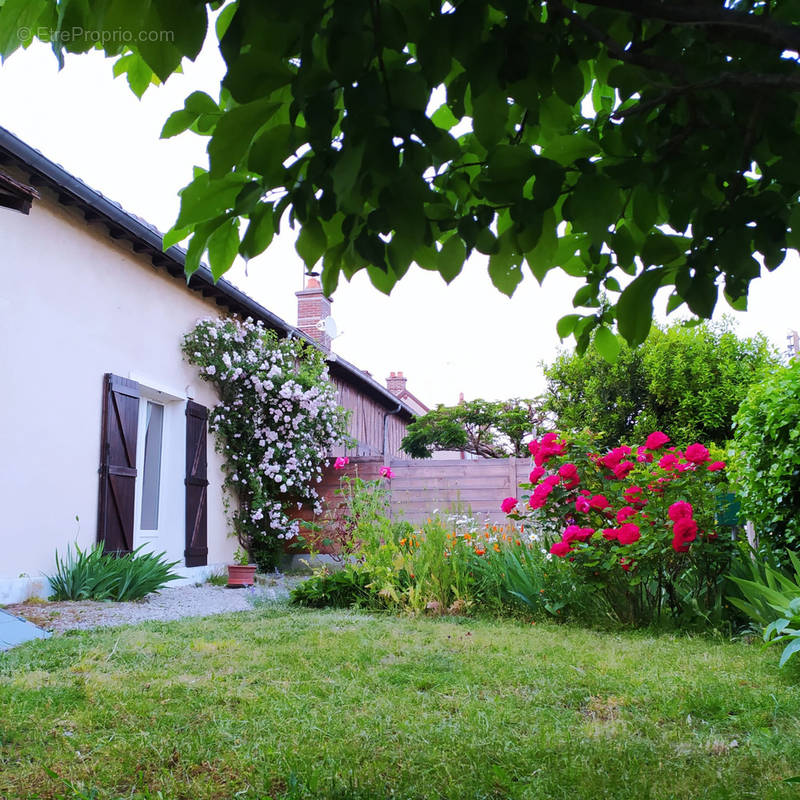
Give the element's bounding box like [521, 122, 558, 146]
[1, 605, 799, 800]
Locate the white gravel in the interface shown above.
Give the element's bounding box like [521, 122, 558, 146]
[4, 575, 305, 634]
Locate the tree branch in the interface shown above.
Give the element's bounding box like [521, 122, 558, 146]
[573, 0, 800, 52]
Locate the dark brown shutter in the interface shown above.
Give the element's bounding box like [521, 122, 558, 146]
[185, 400, 209, 567]
[97, 374, 139, 554]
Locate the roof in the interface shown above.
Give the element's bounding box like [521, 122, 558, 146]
[0, 125, 414, 419]
[0, 167, 39, 214]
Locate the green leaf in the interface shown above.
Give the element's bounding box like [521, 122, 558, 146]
[113, 53, 155, 98]
[571, 173, 622, 245]
[616, 268, 669, 346]
[593, 326, 620, 363]
[431, 103, 459, 130]
[207, 218, 240, 280]
[472, 90, 508, 150]
[240, 203, 275, 261]
[779, 637, 800, 668]
[487, 145, 536, 183]
[208, 99, 281, 178]
[175, 172, 248, 228]
[0, 0, 46, 58]
[161, 109, 198, 139]
[295, 218, 327, 270]
[541, 134, 600, 166]
[556, 314, 581, 339]
[438, 235, 466, 283]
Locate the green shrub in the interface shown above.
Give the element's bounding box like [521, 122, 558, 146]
[48, 543, 180, 601]
[289, 567, 377, 608]
[730, 359, 800, 550]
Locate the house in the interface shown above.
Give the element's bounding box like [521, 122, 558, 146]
[0, 126, 416, 604]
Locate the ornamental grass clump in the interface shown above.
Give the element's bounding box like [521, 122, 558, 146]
[184, 317, 350, 569]
[505, 430, 735, 626]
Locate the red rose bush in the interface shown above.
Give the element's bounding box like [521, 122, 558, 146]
[505, 431, 734, 625]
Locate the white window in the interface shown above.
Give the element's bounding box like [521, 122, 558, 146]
[139, 401, 164, 530]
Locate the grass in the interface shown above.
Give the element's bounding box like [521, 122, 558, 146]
[1, 606, 799, 800]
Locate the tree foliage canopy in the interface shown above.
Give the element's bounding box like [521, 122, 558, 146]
[401, 398, 546, 458]
[3, 1, 799, 352]
[542, 318, 779, 449]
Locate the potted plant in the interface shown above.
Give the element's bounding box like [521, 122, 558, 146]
[227, 547, 257, 588]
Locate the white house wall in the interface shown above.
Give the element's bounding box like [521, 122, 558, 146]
[0, 189, 234, 601]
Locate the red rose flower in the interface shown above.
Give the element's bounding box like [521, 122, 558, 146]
[575, 496, 591, 513]
[529, 466, 546, 484]
[668, 501, 693, 522]
[589, 494, 610, 511]
[500, 497, 518, 514]
[645, 431, 670, 450]
[707, 461, 725, 472]
[673, 517, 698, 542]
[658, 453, 678, 471]
[612, 460, 635, 480]
[602, 528, 618, 541]
[617, 523, 641, 545]
[550, 541, 573, 557]
[685, 443, 711, 464]
[672, 535, 690, 553]
[616, 506, 636, 523]
[528, 439, 540, 456]
[562, 525, 582, 543]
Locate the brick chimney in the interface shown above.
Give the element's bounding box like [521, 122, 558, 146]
[295, 276, 332, 351]
[386, 371, 408, 396]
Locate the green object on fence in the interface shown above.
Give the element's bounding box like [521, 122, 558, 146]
[716, 493, 741, 527]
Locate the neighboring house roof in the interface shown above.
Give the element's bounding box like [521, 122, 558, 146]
[0, 125, 413, 419]
[392, 389, 430, 415]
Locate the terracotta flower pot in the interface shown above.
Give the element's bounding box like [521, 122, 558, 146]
[227, 564, 257, 587]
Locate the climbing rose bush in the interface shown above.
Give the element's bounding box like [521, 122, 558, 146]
[184, 317, 350, 568]
[506, 431, 735, 625]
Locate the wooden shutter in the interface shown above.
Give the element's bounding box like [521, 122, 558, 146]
[97, 374, 139, 554]
[185, 400, 209, 567]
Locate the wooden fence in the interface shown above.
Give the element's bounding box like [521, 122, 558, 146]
[305, 456, 531, 527]
[386, 457, 531, 525]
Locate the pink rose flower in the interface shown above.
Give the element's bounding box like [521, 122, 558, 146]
[379, 466, 395, 479]
[589, 494, 610, 511]
[333, 456, 350, 469]
[707, 461, 725, 472]
[575, 496, 591, 514]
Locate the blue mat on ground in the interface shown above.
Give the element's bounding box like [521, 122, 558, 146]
[0, 608, 50, 650]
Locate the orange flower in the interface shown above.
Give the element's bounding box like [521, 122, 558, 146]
[399, 538, 407, 546]
[515, 539, 521, 546]
[493, 543, 500, 552]
[475, 548, 486, 556]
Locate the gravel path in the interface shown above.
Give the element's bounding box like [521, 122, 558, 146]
[3, 574, 306, 634]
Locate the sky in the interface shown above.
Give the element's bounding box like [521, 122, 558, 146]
[1, 37, 798, 406]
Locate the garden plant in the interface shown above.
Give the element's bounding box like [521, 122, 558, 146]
[184, 316, 350, 569]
